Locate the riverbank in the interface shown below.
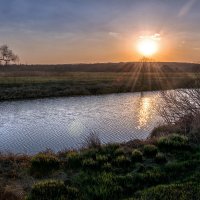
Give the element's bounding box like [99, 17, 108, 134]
[0, 71, 197, 101]
[1, 130, 200, 200]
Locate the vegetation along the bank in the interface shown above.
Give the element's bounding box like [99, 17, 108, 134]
[0, 131, 200, 200]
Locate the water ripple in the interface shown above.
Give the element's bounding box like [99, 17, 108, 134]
[0, 92, 162, 154]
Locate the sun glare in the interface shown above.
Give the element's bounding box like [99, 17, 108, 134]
[137, 37, 159, 57]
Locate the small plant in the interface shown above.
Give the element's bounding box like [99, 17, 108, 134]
[158, 134, 189, 151]
[66, 186, 80, 200]
[66, 151, 81, 169]
[114, 155, 131, 167]
[30, 153, 60, 177]
[143, 145, 158, 157]
[102, 162, 112, 171]
[96, 155, 108, 164]
[81, 148, 98, 159]
[135, 182, 200, 200]
[101, 143, 120, 155]
[155, 153, 167, 164]
[83, 172, 123, 200]
[114, 147, 126, 156]
[82, 158, 97, 169]
[27, 180, 79, 200]
[131, 149, 143, 162]
[27, 180, 66, 199]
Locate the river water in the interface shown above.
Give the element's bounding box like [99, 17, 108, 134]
[0, 92, 162, 154]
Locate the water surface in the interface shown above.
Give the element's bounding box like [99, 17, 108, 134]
[0, 92, 162, 154]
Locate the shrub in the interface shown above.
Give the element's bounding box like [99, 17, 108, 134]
[96, 155, 108, 164]
[134, 163, 145, 173]
[65, 186, 80, 200]
[84, 172, 123, 200]
[113, 155, 131, 167]
[155, 153, 167, 164]
[164, 160, 199, 178]
[102, 162, 112, 171]
[158, 134, 189, 151]
[30, 154, 60, 176]
[81, 148, 98, 159]
[131, 150, 143, 162]
[143, 145, 158, 157]
[101, 143, 120, 155]
[142, 170, 168, 186]
[114, 147, 126, 156]
[135, 182, 200, 200]
[82, 158, 97, 169]
[27, 180, 79, 200]
[150, 124, 181, 138]
[66, 151, 81, 169]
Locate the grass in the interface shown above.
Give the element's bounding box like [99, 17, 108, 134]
[0, 71, 198, 100]
[132, 182, 200, 200]
[30, 153, 60, 177]
[1, 133, 200, 199]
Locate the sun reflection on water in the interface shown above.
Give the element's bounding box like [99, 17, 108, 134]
[137, 96, 154, 129]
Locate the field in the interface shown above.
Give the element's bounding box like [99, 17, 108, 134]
[0, 62, 199, 100]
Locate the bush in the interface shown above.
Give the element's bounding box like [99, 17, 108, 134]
[158, 134, 189, 151]
[101, 143, 120, 155]
[66, 151, 81, 169]
[164, 160, 199, 178]
[83, 172, 123, 200]
[135, 182, 200, 200]
[102, 162, 112, 171]
[155, 153, 167, 164]
[66, 186, 80, 200]
[30, 154, 60, 176]
[131, 150, 143, 162]
[113, 155, 131, 167]
[143, 145, 158, 157]
[96, 155, 108, 164]
[141, 170, 168, 186]
[27, 180, 79, 200]
[114, 147, 126, 156]
[81, 148, 98, 159]
[82, 158, 97, 169]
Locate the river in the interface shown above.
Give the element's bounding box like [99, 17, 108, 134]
[0, 92, 162, 154]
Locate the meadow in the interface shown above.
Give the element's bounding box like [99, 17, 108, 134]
[0, 62, 199, 100]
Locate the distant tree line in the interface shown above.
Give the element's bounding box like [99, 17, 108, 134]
[0, 45, 19, 65]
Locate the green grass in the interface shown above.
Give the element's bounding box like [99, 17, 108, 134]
[1, 134, 200, 199]
[130, 182, 200, 200]
[0, 71, 198, 100]
[30, 153, 60, 177]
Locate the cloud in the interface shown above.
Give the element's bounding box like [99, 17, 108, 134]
[139, 33, 161, 41]
[108, 32, 120, 38]
[151, 33, 161, 41]
[179, 0, 197, 17]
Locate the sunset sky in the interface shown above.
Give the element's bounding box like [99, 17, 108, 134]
[0, 0, 200, 64]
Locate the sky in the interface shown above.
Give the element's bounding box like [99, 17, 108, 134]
[0, 0, 200, 64]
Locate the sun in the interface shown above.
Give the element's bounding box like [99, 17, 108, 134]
[137, 38, 159, 57]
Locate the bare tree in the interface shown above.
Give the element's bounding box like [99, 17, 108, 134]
[0, 45, 19, 65]
[158, 77, 200, 134]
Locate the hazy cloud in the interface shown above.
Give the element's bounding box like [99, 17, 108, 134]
[179, 0, 197, 17]
[108, 32, 120, 38]
[139, 33, 161, 41]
